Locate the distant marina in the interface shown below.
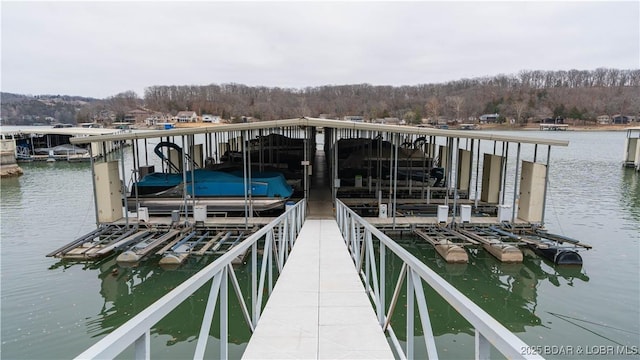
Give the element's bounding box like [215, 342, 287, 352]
[0, 126, 127, 162]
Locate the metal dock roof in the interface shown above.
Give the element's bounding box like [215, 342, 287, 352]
[69, 117, 570, 147]
[1, 126, 123, 137]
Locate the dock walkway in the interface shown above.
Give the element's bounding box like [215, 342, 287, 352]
[241, 219, 394, 359]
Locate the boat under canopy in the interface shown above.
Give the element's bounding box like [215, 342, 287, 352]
[131, 169, 293, 198]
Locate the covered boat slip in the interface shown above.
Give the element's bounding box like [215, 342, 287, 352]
[64, 117, 589, 265]
[71, 117, 568, 222]
[68, 119, 577, 359]
[0, 126, 126, 161]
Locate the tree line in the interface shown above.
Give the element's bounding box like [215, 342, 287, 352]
[139, 68, 640, 124]
[2, 68, 638, 125]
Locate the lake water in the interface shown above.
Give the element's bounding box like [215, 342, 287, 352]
[1, 130, 638, 359]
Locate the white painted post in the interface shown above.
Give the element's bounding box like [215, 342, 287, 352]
[475, 330, 490, 360]
[407, 269, 414, 360]
[220, 268, 228, 360]
[411, 270, 439, 360]
[134, 330, 150, 360]
[194, 273, 223, 360]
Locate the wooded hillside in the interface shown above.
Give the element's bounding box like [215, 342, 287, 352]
[140, 69, 640, 124]
[2, 68, 639, 125]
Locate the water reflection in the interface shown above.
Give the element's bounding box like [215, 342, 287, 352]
[389, 238, 590, 338]
[620, 169, 640, 222]
[46, 236, 592, 354]
[50, 256, 254, 349]
[0, 176, 22, 209]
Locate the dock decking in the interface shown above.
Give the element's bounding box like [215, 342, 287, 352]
[241, 219, 394, 359]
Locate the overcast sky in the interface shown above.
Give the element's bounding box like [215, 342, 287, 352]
[1, 1, 638, 99]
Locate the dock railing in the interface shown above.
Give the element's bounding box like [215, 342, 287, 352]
[335, 199, 543, 360]
[75, 199, 306, 360]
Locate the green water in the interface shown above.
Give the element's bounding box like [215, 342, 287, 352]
[1, 131, 638, 359]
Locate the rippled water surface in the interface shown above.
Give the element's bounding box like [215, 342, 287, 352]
[1, 131, 638, 359]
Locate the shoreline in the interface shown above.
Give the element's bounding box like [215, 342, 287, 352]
[167, 122, 636, 132]
[463, 123, 634, 132]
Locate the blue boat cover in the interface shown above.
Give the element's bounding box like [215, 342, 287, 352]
[135, 169, 293, 198]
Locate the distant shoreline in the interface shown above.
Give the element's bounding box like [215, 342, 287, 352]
[167, 122, 636, 132]
[467, 123, 634, 132]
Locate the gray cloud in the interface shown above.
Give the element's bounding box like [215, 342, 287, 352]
[2, 1, 638, 98]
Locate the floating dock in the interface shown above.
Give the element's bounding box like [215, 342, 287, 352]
[48, 221, 258, 269]
[539, 123, 569, 131]
[456, 225, 523, 263]
[49, 117, 590, 268]
[64, 118, 585, 359]
[414, 227, 472, 263]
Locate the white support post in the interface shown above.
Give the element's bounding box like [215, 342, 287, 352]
[411, 269, 439, 360]
[220, 267, 228, 360]
[365, 231, 371, 293]
[228, 264, 254, 332]
[255, 235, 272, 320]
[366, 232, 382, 322]
[407, 268, 414, 360]
[379, 242, 386, 327]
[251, 241, 258, 326]
[194, 273, 223, 360]
[134, 330, 150, 360]
[475, 330, 490, 360]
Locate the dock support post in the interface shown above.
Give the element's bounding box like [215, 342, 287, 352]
[89, 146, 100, 226]
[541, 146, 552, 226]
[0, 139, 23, 177]
[511, 143, 521, 223]
[393, 132, 399, 230]
[120, 142, 129, 227]
[500, 142, 509, 205]
[474, 140, 481, 208]
[180, 135, 189, 222]
[94, 161, 123, 223]
[480, 154, 502, 204]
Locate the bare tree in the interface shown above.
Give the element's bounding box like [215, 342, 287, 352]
[425, 97, 441, 124]
[445, 96, 465, 121]
[512, 100, 528, 125]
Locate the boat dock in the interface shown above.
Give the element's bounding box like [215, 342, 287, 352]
[624, 127, 640, 171]
[0, 126, 126, 162]
[539, 123, 569, 131]
[67, 118, 580, 359]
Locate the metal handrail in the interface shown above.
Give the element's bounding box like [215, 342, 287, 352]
[76, 199, 306, 360]
[335, 199, 543, 360]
